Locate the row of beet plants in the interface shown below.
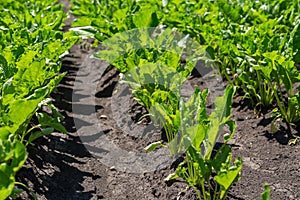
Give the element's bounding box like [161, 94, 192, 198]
[0, 0, 77, 199]
[70, 0, 280, 199]
[71, 0, 300, 132]
[98, 28, 241, 199]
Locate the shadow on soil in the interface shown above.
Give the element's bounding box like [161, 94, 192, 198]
[16, 56, 102, 199]
[263, 124, 299, 145]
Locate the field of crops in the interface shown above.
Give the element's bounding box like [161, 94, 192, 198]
[1, 0, 300, 199]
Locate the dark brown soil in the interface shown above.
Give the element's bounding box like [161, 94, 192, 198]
[15, 1, 300, 200]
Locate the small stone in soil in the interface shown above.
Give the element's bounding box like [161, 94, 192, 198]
[100, 115, 108, 119]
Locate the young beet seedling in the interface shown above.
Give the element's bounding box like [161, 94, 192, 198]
[255, 52, 300, 134]
[146, 85, 242, 200]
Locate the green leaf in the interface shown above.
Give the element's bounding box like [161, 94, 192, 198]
[6, 99, 43, 133]
[28, 128, 55, 144]
[0, 128, 10, 140]
[252, 65, 273, 80]
[187, 124, 206, 151]
[144, 141, 164, 152]
[70, 26, 97, 38]
[36, 112, 67, 134]
[0, 170, 13, 200]
[206, 46, 215, 60]
[211, 145, 231, 172]
[186, 145, 211, 180]
[224, 120, 236, 143]
[205, 85, 235, 159]
[214, 157, 242, 199]
[11, 141, 27, 172]
[261, 184, 271, 200]
[133, 6, 159, 28]
[164, 172, 178, 182]
[0, 133, 27, 200]
[210, 85, 235, 123]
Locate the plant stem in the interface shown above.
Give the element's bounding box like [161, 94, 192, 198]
[20, 125, 40, 144]
[273, 85, 288, 121]
[192, 185, 203, 200]
[201, 182, 207, 200]
[256, 71, 264, 105]
[15, 182, 38, 200]
[213, 183, 218, 200]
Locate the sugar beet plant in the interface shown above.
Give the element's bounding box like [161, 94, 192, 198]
[146, 86, 241, 200]
[93, 27, 207, 116]
[0, 1, 77, 199]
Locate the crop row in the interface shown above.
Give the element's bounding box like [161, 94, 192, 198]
[0, 1, 77, 199]
[71, 0, 300, 127]
[70, 0, 300, 199]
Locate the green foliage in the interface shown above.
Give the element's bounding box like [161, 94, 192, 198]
[94, 27, 216, 157]
[258, 52, 300, 125]
[124, 63, 184, 112]
[71, 0, 160, 40]
[0, 0, 78, 198]
[71, 0, 300, 125]
[93, 27, 207, 131]
[261, 184, 271, 200]
[0, 128, 27, 200]
[163, 86, 241, 199]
